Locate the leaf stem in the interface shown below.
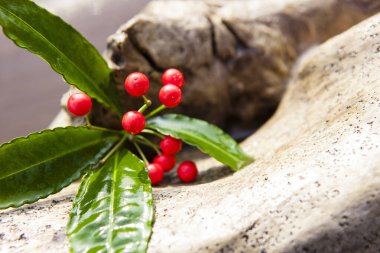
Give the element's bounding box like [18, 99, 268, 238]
[145, 105, 166, 119]
[133, 141, 149, 165]
[142, 129, 165, 138]
[99, 135, 128, 166]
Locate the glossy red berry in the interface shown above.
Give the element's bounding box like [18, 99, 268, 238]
[153, 154, 176, 172]
[67, 93, 92, 116]
[124, 72, 150, 97]
[159, 84, 182, 108]
[177, 161, 198, 183]
[160, 136, 182, 155]
[147, 163, 164, 185]
[162, 68, 185, 88]
[122, 111, 146, 134]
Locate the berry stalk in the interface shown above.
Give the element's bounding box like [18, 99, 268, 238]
[138, 96, 152, 114]
[98, 134, 128, 167]
[133, 140, 149, 165]
[135, 135, 161, 154]
[145, 105, 166, 119]
[142, 129, 165, 138]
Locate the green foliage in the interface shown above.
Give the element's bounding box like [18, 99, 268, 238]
[68, 150, 153, 253]
[0, 127, 121, 209]
[0, 0, 122, 115]
[147, 114, 253, 170]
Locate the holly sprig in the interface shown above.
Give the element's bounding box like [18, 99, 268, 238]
[0, 1, 253, 253]
[68, 69, 200, 185]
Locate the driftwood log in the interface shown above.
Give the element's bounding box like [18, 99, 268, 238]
[2, 0, 380, 252]
[88, 0, 380, 131]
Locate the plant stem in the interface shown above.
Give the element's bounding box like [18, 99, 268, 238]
[138, 103, 149, 114]
[85, 115, 92, 127]
[87, 125, 124, 135]
[145, 105, 166, 119]
[142, 129, 165, 138]
[98, 134, 128, 166]
[136, 135, 161, 154]
[133, 141, 149, 165]
[138, 95, 152, 114]
[142, 95, 151, 105]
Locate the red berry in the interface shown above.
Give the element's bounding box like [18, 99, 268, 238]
[124, 72, 150, 97]
[177, 161, 198, 183]
[67, 93, 92, 116]
[153, 154, 176, 172]
[122, 111, 146, 134]
[147, 163, 164, 185]
[160, 136, 182, 155]
[162, 68, 185, 88]
[159, 84, 182, 108]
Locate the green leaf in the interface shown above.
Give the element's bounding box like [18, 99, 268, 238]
[68, 150, 153, 253]
[0, 0, 122, 115]
[0, 127, 121, 209]
[147, 114, 253, 170]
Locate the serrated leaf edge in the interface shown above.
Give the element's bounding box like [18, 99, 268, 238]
[0, 126, 107, 148]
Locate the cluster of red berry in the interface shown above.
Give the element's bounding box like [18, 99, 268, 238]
[148, 136, 198, 185]
[121, 68, 183, 135]
[66, 68, 198, 185]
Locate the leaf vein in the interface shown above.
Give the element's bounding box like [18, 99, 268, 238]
[0, 137, 115, 179]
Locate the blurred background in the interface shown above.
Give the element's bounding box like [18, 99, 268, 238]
[0, 0, 150, 143]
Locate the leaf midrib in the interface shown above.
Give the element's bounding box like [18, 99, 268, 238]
[106, 151, 118, 251]
[0, 136, 116, 179]
[0, 4, 113, 108]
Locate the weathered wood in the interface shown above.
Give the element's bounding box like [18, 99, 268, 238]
[93, 0, 380, 130]
[148, 13, 380, 253]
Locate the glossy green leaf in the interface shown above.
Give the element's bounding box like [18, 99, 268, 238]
[0, 0, 122, 115]
[147, 114, 253, 170]
[68, 150, 153, 253]
[0, 127, 121, 209]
